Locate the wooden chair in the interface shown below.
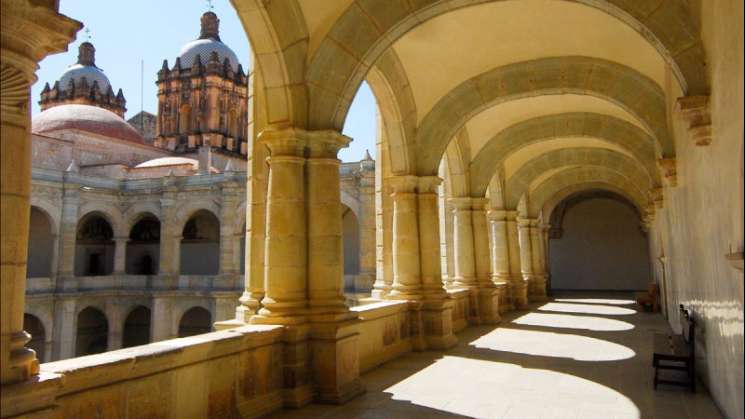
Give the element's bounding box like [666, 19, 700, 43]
[653, 305, 696, 391]
[635, 283, 659, 312]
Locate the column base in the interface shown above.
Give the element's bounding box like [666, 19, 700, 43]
[278, 325, 314, 408]
[529, 276, 549, 302]
[309, 319, 366, 404]
[477, 286, 501, 324]
[421, 300, 458, 350]
[512, 279, 530, 309]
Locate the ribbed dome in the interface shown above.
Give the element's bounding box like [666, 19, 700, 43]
[32, 104, 144, 144]
[178, 38, 239, 71]
[59, 63, 111, 91]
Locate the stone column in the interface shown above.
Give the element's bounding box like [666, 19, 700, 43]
[388, 176, 423, 300]
[449, 198, 479, 322]
[107, 308, 123, 351]
[541, 223, 551, 292]
[487, 209, 513, 312]
[372, 138, 393, 298]
[52, 298, 76, 360]
[517, 217, 536, 304]
[356, 158, 376, 292]
[472, 199, 500, 323]
[530, 220, 548, 301]
[417, 177, 456, 349]
[151, 297, 175, 342]
[56, 182, 80, 290]
[113, 236, 127, 275]
[507, 212, 528, 307]
[306, 131, 363, 403]
[156, 189, 180, 289]
[1, 1, 79, 385]
[251, 128, 307, 325]
[217, 181, 241, 289]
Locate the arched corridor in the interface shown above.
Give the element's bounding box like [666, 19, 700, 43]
[122, 306, 151, 348]
[177, 307, 211, 338]
[26, 207, 55, 278]
[75, 213, 115, 276]
[75, 307, 108, 357]
[179, 210, 219, 275]
[549, 193, 651, 291]
[125, 215, 160, 275]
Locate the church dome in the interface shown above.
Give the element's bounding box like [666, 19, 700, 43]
[176, 12, 240, 72]
[58, 42, 111, 91]
[32, 104, 144, 144]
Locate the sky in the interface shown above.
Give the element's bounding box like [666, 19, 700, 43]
[33, 0, 377, 162]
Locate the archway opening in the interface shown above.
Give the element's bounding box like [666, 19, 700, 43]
[75, 213, 115, 276]
[122, 306, 151, 348]
[126, 215, 160, 275]
[180, 210, 220, 275]
[548, 191, 650, 291]
[27, 206, 54, 278]
[178, 306, 212, 337]
[24, 314, 45, 362]
[76, 307, 108, 356]
[342, 204, 360, 292]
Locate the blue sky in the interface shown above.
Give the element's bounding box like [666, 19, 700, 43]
[33, 0, 377, 162]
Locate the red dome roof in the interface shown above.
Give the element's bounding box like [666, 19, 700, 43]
[32, 104, 144, 144]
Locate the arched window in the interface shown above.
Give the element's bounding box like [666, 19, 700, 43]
[76, 307, 108, 356]
[126, 215, 160, 275]
[75, 213, 115, 276]
[122, 306, 151, 348]
[178, 307, 212, 337]
[27, 207, 54, 278]
[180, 210, 220, 275]
[24, 314, 46, 362]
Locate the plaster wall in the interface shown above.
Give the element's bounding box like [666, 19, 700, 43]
[549, 199, 650, 291]
[649, 2, 744, 418]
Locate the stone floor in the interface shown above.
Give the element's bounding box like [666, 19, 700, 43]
[267, 292, 724, 419]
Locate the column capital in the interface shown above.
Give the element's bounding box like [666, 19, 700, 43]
[306, 130, 351, 158]
[388, 175, 419, 194]
[257, 127, 307, 156]
[448, 197, 472, 210]
[657, 158, 677, 187]
[487, 209, 507, 221]
[470, 197, 489, 211]
[416, 176, 441, 194]
[517, 217, 538, 227]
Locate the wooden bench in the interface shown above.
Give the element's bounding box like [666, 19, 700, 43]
[653, 305, 695, 391]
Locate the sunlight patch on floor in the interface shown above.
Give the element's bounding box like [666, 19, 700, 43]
[513, 312, 635, 331]
[539, 302, 637, 315]
[554, 298, 636, 305]
[384, 356, 640, 419]
[469, 328, 636, 361]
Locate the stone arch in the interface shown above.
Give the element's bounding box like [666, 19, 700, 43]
[416, 57, 672, 175]
[123, 202, 162, 231]
[75, 306, 108, 357]
[78, 203, 125, 238]
[543, 183, 645, 224]
[174, 201, 221, 232]
[125, 213, 160, 275]
[122, 305, 151, 348]
[231, 0, 309, 127]
[23, 313, 46, 362]
[75, 211, 115, 276]
[177, 306, 212, 338]
[27, 206, 55, 278]
[470, 113, 661, 195]
[505, 148, 653, 208]
[304, 0, 705, 131]
[443, 129, 471, 198]
[180, 209, 220, 275]
[28, 198, 59, 233]
[528, 168, 649, 217]
[363, 50, 417, 174]
[340, 189, 360, 220]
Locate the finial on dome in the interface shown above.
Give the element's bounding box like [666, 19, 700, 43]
[199, 11, 221, 41]
[363, 149, 373, 161]
[77, 41, 96, 66]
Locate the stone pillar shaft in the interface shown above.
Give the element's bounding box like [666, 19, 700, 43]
[253, 130, 307, 324]
[389, 176, 421, 299]
[487, 209, 512, 312]
[450, 198, 476, 287]
[417, 177, 446, 300]
[507, 212, 528, 307]
[529, 221, 548, 301]
[306, 132, 351, 319]
[113, 237, 127, 274]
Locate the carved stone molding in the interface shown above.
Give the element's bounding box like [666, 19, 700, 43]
[657, 158, 677, 187]
[677, 96, 712, 146]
